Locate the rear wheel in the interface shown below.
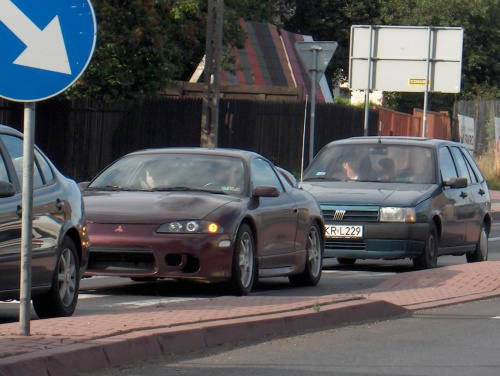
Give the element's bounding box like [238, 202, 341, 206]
[466, 224, 488, 263]
[413, 222, 438, 270]
[227, 223, 255, 296]
[289, 222, 323, 286]
[33, 237, 80, 318]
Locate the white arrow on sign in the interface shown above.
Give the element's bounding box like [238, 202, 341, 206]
[0, 0, 71, 74]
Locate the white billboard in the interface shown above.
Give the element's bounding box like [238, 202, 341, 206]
[458, 114, 475, 151]
[349, 25, 464, 93]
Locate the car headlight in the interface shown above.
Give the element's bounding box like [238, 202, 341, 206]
[157, 220, 223, 234]
[379, 207, 416, 222]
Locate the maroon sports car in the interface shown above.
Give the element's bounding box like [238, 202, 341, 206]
[81, 148, 324, 295]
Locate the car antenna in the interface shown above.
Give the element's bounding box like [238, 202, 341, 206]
[299, 95, 308, 188]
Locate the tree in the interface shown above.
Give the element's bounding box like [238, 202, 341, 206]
[65, 0, 244, 101]
[380, 0, 500, 106]
[285, 0, 384, 88]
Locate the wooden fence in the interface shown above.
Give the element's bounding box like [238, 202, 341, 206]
[0, 98, 378, 181]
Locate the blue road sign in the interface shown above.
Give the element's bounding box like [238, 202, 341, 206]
[0, 0, 97, 102]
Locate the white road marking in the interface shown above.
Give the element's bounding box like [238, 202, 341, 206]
[97, 297, 200, 308]
[323, 270, 396, 277]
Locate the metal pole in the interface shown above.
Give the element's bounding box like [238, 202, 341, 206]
[300, 96, 308, 187]
[200, 0, 223, 148]
[363, 26, 374, 136]
[19, 102, 36, 336]
[309, 48, 319, 164]
[422, 26, 432, 137]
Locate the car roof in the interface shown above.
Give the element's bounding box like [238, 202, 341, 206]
[325, 136, 464, 149]
[0, 124, 24, 137]
[126, 147, 265, 163]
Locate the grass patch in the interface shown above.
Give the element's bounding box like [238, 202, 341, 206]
[476, 148, 500, 190]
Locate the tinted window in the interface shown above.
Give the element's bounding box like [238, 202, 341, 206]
[251, 158, 284, 193]
[304, 143, 435, 183]
[89, 153, 246, 195]
[462, 148, 485, 183]
[0, 152, 10, 183]
[439, 147, 458, 182]
[35, 149, 54, 183]
[0, 134, 44, 188]
[450, 146, 473, 183]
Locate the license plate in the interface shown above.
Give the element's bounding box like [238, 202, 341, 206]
[325, 225, 363, 238]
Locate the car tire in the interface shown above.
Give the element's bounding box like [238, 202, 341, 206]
[289, 222, 323, 286]
[32, 237, 80, 319]
[466, 223, 488, 263]
[227, 223, 255, 296]
[413, 222, 438, 270]
[337, 258, 356, 265]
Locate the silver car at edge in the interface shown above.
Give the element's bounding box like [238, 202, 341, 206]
[0, 124, 90, 318]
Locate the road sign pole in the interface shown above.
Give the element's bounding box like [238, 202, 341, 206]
[422, 26, 432, 137]
[309, 48, 319, 164]
[295, 41, 338, 163]
[363, 26, 374, 136]
[19, 102, 36, 336]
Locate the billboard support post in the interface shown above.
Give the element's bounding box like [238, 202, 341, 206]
[363, 26, 374, 136]
[422, 26, 432, 137]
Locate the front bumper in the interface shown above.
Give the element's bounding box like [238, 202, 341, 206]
[323, 222, 429, 260]
[84, 223, 234, 282]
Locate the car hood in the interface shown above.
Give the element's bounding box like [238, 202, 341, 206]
[301, 181, 437, 207]
[83, 190, 241, 224]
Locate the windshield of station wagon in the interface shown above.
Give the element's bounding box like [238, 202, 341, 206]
[88, 153, 246, 195]
[303, 144, 436, 184]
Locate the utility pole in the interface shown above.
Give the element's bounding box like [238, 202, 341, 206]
[201, 0, 223, 148]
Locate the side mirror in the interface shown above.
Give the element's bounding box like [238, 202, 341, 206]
[253, 185, 280, 198]
[77, 181, 90, 192]
[0, 180, 16, 198]
[444, 177, 467, 188]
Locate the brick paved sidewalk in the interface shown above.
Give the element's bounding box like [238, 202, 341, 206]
[0, 261, 499, 376]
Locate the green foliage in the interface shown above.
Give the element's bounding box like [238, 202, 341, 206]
[65, 0, 244, 101]
[285, 0, 384, 89]
[63, 0, 500, 107]
[380, 0, 500, 109]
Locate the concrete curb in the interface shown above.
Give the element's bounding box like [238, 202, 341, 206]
[0, 299, 407, 376]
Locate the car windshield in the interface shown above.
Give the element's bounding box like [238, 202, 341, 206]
[303, 143, 436, 184]
[87, 153, 246, 195]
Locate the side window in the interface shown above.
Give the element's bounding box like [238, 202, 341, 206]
[0, 152, 10, 183]
[251, 158, 284, 193]
[450, 146, 473, 184]
[35, 149, 54, 183]
[0, 135, 44, 188]
[438, 147, 458, 182]
[462, 148, 485, 183]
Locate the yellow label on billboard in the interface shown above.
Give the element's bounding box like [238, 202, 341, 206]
[408, 78, 430, 86]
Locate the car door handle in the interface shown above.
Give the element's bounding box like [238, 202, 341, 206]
[478, 189, 485, 196]
[460, 191, 468, 199]
[55, 198, 65, 210]
[16, 205, 22, 218]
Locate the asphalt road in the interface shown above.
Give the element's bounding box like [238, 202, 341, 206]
[77, 296, 500, 376]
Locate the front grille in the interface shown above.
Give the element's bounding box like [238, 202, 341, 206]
[88, 246, 155, 272]
[321, 207, 379, 222]
[325, 239, 366, 250]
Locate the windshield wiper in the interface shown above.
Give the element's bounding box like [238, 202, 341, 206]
[303, 176, 343, 181]
[86, 185, 122, 191]
[152, 186, 228, 195]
